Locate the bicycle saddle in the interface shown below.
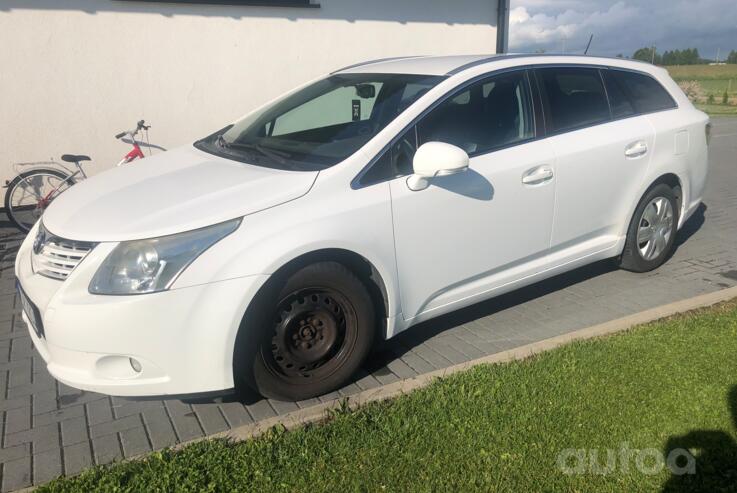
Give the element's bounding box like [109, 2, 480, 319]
[61, 154, 91, 163]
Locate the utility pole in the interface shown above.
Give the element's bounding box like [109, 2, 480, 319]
[651, 45, 656, 64]
[716, 47, 721, 63]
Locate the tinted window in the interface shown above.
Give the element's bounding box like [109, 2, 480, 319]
[195, 74, 444, 171]
[358, 71, 534, 186]
[359, 127, 418, 185]
[602, 70, 635, 119]
[417, 70, 534, 155]
[609, 70, 677, 113]
[537, 67, 610, 133]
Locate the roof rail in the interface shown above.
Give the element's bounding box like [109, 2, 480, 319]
[446, 54, 504, 75]
[445, 53, 656, 76]
[331, 56, 425, 74]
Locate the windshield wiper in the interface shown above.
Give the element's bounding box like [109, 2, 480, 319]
[215, 135, 290, 165]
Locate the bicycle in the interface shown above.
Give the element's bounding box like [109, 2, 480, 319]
[3, 120, 157, 233]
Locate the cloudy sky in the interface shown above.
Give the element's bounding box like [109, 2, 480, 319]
[509, 0, 737, 59]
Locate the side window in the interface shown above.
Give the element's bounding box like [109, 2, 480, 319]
[358, 127, 418, 186]
[537, 67, 611, 133]
[417, 70, 534, 155]
[602, 70, 635, 119]
[609, 70, 677, 114]
[271, 83, 382, 136]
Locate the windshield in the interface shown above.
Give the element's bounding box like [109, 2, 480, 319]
[195, 73, 445, 171]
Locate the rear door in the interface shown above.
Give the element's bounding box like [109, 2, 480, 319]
[535, 66, 655, 250]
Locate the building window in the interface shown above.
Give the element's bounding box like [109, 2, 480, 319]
[117, 0, 318, 7]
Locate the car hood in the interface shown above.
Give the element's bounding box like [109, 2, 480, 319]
[42, 145, 318, 242]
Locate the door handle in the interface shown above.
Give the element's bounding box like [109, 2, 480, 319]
[625, 140, 648, 159]
[522, 165, 554, 186]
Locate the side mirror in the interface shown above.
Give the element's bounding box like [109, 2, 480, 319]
[407, 142, 469, 191]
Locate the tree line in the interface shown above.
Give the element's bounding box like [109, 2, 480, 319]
[631, 47, 737, 65]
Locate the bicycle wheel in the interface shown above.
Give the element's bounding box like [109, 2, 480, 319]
[4, 168, 75, 233]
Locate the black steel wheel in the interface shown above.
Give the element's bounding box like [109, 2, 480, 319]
[269, 288, 355, 380]
[245, 261, 375, 401]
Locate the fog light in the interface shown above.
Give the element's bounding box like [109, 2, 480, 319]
[129, 357, 142, 373]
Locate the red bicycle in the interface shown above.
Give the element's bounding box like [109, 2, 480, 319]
[3, 120, 158, 233]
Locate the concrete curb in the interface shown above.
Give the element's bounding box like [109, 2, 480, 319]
[194, 285, 737, 445]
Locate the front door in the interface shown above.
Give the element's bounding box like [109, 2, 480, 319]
[388, 70, 557, 320]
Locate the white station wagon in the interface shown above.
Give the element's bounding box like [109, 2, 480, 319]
[16, 55, 709, 401]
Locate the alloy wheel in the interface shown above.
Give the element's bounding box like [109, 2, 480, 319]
[637, 196, 674, 261]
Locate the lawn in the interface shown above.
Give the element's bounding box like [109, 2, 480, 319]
[666, 64, 737, 115]
[40, 301, 737, 492]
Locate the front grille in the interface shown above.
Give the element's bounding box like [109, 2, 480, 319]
[31, 224, 96, 280]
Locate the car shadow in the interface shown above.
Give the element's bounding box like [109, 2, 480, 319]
[365, 203, 709, 375]
[674, 202, 707, 249]
[365, 257, 619, 372]
[661, 385, 737, 492]
[0, 223, 23, 273]
[432, 169, 494, 201]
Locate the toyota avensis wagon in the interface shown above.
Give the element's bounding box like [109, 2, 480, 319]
[15, 55, 709, 401]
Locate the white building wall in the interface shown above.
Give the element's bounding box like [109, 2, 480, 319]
[0, 0, 498, 189]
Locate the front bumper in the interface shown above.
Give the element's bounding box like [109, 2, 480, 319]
[15, 227, 268, 397]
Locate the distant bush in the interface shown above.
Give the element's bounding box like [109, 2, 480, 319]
[708, 93, 715, 104]
[723, 90, 729, 104]
[678, 80, 704, 102]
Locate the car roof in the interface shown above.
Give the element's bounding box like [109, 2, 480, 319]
[334, 53, 659, 77]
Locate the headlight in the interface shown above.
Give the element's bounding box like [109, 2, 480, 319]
[89, 219, 240, 295]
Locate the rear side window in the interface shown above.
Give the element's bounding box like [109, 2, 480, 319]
[536, 67, 610, 133]
[607, 70, 677, 114]
[601, 70, 635, 119]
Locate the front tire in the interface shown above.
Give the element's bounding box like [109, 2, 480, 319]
[619, 183, 679, 272]
[245, 261, 375, 401]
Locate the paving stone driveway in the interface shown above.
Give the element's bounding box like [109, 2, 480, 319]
[1, 119, 736, 491]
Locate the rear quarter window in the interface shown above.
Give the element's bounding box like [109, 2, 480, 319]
[608, 70, 677, 114]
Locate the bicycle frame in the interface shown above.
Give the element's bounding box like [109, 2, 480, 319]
[115, 122, 151, 166]
[116, 134, 146, 166]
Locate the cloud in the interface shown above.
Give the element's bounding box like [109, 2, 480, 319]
[509, 0, 737, 59]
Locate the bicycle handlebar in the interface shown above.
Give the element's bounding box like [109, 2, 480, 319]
[115, 120, 150, 140]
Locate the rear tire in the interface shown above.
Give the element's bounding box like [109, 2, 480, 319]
[4, 168, 74, 233]
[242, 261, 375, 401]
[619, 183, 679, 272]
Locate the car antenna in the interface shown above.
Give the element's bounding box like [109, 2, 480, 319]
[584, 34, 594, 55]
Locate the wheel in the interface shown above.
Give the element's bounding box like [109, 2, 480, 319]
[243, 261, 375, 401]
[4, 168, 74, 233]
[619, 183, 679, 272]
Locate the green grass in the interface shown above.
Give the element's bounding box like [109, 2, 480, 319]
[665, 65, 737, 115]
[666, 64, 737, 81]
[694, 103, 737, 116]
[41, 302, 737, 492]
